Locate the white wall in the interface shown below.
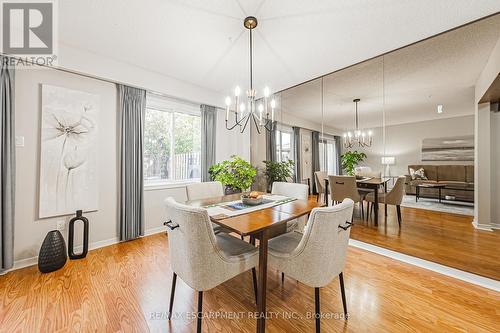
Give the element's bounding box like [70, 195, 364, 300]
[13, 66, 250, 268]
[490, 111, 500, 227]
[344, 115, 474, 176]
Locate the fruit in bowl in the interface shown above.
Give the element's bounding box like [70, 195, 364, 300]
[241, 192, 263, 205]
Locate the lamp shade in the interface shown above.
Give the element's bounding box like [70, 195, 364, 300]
[381, 156, 395, 165]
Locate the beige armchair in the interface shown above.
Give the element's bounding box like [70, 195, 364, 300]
[366, 176, 406, 226]
[329, 175, 364, 219]
[314, 171, 328, 203]
[267, 199, 355, 331]
[186, 181, 229, 234]
[164, 198, 259, 332]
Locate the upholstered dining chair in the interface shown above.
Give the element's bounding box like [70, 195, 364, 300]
[271, 182, 309, 232]
[186, 181, 229, 234]
[164, 198, 259, 333]
[366, 176, 406, 227]
[314, 171, 328, 203]
[328, 175, 364, 219]
[267, 199, 355, 332]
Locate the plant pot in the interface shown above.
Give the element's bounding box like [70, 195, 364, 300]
[225, 186, 242, 195]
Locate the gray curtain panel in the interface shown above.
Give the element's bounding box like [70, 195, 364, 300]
[265, 121, 277, 162]
[0, 56, 15, 272]
[200, 105, 217, 182]
[311, 131, 320, 194]
[292, 127, 301, 182]
[334, 135, 342, 175]
[118, 85, 146, 241]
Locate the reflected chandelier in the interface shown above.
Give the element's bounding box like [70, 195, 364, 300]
[224, 16, 276, 134]
[343, 99, 373, 149]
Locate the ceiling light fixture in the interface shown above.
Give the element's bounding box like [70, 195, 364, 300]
[437, 104, 444, 114]
[343, 99, 373, 149]
[224, 16, 275, 134]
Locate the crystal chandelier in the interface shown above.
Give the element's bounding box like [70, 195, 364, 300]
[224, 16, 276, 134]
[343, 99, 373, 149]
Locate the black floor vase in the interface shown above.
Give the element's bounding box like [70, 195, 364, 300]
[38, 230, 67, 273]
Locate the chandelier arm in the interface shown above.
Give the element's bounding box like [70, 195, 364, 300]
[239, 112, 252, 133]
[225, 112, 249, 130]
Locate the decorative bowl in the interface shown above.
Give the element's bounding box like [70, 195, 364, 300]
[241, 195, 263, 206]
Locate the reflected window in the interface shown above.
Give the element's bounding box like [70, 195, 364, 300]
[276, 128, 294, 165]
[319, 136, 339, 175]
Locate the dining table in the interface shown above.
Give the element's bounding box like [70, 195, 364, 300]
[324, 177, 390, 226]
[186, 192, 324, 333]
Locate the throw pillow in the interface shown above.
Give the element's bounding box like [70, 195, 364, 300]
[409, 167, 428, 180]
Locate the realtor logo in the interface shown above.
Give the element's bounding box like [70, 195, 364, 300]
[2, 1, 53, 54]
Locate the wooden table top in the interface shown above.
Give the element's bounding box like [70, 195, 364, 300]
[186, 192, 323, 236]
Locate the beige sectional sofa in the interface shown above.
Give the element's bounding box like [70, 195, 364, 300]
[404, 165, 474, 202]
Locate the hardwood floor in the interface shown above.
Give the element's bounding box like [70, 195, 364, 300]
[350, 202, 500, 280]
[1, 233, 499, 332]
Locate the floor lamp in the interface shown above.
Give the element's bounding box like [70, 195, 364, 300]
[381, 156, 396, 177]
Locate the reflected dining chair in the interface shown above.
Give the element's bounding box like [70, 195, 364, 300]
[164, 198, 259, 333]
[328, 175, 364, 219]
[186, 181, 229, 234]
[271, 182, 309, 232]
[366, 176, 406, 227]
[267, 199, 354, 332]
[314, 171, 328, 203]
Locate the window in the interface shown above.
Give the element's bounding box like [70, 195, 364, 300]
[144, 94, 201, 185]
[275, 128, 294, 163]
[319, 136, 339, 175]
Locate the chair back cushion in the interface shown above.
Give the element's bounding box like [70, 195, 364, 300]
[314, 171, 328, 194]
[285, 199, 354, 287]
[272, 182, 309, 200]
[329, 175, 360, 203]
[186, 181, 224, 201]
[164, 198, 220, 290]
[385, 176, 406, 205]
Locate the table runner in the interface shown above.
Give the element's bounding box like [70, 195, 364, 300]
[204, 194, 296, 220]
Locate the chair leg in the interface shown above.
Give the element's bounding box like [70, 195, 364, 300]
[396, 205, 402, 227]
[339, 272, 347, 319]
[315, 287, 321, 333]
[197, 291, 203, 333]
[252, 268, 258, 304]
[281, 272, 285, 285]
[361, 201, 364, 220]
[241, 235, 244, 241]
[168, 272, 177, 320]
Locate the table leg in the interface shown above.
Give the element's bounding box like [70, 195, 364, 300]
[416, 187, 419, 202]
[384, 183, 388, 217]
[324, 179, 329, 206]
[374, 187, 379, 226]
[257, 229, 269, 333]
[439, 188, 442, 203]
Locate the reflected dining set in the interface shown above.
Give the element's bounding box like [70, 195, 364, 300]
[314, 169, 406, 227]
[163, 181, 354, 333]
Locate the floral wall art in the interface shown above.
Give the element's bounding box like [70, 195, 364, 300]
[39, 85, 99, 218]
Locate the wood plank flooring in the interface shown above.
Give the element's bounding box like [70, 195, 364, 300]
[350, 202, 500, 280]
[1, 233, 499, 332]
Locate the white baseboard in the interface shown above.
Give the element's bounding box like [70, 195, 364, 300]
[4, 226, 166, 274]
[490, 223, 500, 230]
[349, 239, 500, 292]
[471, 219, 494, 231]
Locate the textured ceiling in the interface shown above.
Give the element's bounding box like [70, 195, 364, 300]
[58, 0, 500, 101]
[280, 14, 500, 129]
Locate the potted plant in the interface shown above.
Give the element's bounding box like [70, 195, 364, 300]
[208, 155, 257, 194]
[341, 151, 367, 176]
[263, 160, 294, 192]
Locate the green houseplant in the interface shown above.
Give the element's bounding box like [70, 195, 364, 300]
[341, 151, 367, 176]
[263, 160, 294, 192]
[208, 155, 257, 193]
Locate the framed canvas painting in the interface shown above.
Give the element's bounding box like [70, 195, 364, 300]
[421, 135, 474, 161]
[39, 85, 99, 218]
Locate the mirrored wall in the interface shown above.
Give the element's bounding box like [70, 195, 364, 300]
[272, 14, 500, 280]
